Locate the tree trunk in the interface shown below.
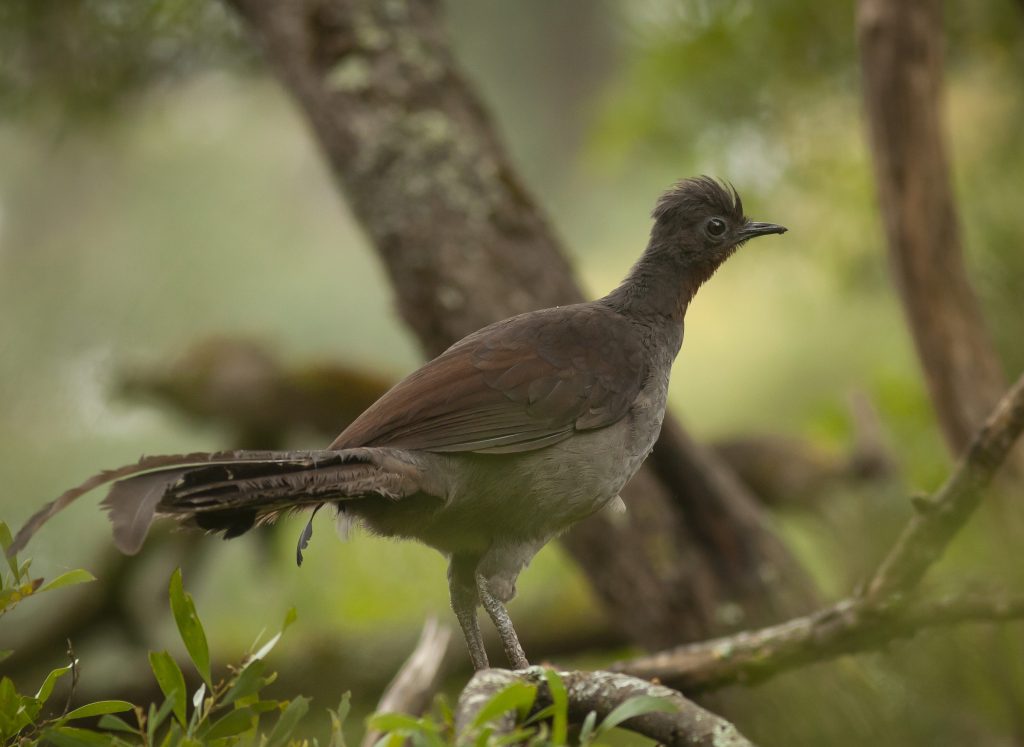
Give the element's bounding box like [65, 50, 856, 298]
[857, 0, 1018, 467]
[221, 0, 817, 647]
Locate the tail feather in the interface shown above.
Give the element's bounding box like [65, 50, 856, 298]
[9, 449, 420, 557]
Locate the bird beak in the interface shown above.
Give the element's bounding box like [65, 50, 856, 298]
[738, 221, 788, 241]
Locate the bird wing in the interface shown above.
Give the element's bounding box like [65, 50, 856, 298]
[330, 303, 647, 454]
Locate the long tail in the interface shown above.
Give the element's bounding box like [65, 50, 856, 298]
[9, 448, 422, 557]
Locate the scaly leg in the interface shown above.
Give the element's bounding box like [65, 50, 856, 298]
[478, 577, 529, 670]
[448, 555, 489, 670]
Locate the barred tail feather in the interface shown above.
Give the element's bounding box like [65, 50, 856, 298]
[9, 449, 415, 557]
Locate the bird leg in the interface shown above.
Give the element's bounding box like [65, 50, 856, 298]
[448, 556, 489, 671]
[478, 577, 529, 670]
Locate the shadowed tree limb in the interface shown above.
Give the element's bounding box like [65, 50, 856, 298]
[616, 370, 1024, 691]
[857, 0, 1023, 480]
[455, 668, 756, 747]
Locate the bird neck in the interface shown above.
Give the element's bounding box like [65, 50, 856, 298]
[602, 241, 713, 325]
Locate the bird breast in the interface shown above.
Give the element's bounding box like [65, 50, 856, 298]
[366, 362, 673, 556]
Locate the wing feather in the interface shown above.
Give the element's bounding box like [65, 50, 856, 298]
[331, 303, 646, 454]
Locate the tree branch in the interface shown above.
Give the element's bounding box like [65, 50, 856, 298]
[865, 370, 1024, 601]
[614, 591, 1024, 693]
[455, 668, 756, 747]
[616, 370, 1024, 692]
[857, 0, 1020, 476]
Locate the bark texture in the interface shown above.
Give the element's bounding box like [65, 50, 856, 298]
[857, 0, 1014, 460]
[455, 668, 756, 747]
[221, 0, 816, 646]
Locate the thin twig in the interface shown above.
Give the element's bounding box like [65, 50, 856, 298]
[865, 371, 1024, 601]
[361, 616, 453, 747]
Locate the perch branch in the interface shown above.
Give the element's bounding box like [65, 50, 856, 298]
[455, 668, 756, 747]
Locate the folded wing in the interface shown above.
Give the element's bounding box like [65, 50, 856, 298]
[331, 303, 647, 454]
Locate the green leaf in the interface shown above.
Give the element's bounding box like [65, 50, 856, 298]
[542, 670, 568, 746]
[249, 699, 284, 714]
[44, 725, 117, 747]
[36, 662, 74, 704]
[0, 578, 41, 614]
[223, 659, 268, 706]
[432, 694, 453, 727]
[187, 683, 205, 733]
[367, 713, 423, 733]
[0, 588, 23, 614]
[162, 720, 184, 747]
[410, 728, 447, 747]
[201, 707, 256, 740]
[17, 559, 32, 582]
[577, 711, 598, 746]
[0, 651, 11, 665]
[469, 681, 537, 731]
[149, 651, 187, 727]
[596, 695, 679, 734]
[472, 726, 493, 747]
[328, 693, 350, 747]
[493, 728, 540, 746]
[250, 607, 297, 662]
[0, 522, 17, 578]
[523, 704, 556, 726]
[40, 569, 97, 593]
[97, 714, 138, 734]
[0, 677, 33, 740]
[168, 570, 211, 687]
[63, 701, 134, 721]
[334, 691, 351, 725]
[146, 688, 178, 741]
[265, 696, 310, 747]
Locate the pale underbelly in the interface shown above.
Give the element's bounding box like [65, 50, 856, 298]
[350, 409, 662, 557]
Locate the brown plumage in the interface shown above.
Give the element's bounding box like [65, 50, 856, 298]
[332, 304, 646, 453]
[10, 177, 786, 671]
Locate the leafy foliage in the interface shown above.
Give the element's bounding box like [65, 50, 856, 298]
[368, 671, 678, 747]
[0, 521, 96, 624]
[1, 527, 676, 745]
[0, 533, 338, 747]
[0, 0, 252, 119]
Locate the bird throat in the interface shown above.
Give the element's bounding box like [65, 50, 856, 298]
[604, 242, 725, 325]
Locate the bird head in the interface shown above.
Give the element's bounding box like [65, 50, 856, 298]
[649, 177, 786, 270]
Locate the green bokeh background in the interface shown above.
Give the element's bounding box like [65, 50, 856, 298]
[1, 1, 1022, 744]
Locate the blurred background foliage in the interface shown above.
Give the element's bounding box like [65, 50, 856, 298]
[1, 0, 1023, 744]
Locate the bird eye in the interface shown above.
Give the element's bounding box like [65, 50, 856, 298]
[705, 217, 727, 238]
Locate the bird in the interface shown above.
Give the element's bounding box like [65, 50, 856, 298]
[10, 177, 786, 671]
